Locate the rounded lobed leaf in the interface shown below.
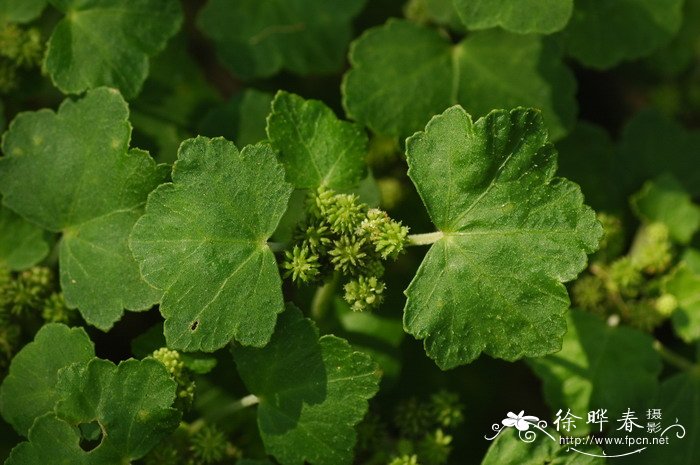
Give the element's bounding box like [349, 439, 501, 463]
[0, 88, 167, 330]
[233, 306, 381, 465]
[130, 137, 293, 352]
[404, 106, 601, 369]
[0, 323, 95, 436]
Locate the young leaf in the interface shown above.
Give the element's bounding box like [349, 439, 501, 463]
[404, 106, 601, 369]
[0, 88, 167, 330]
[631, 175, 700, 244]
[635, 369, 700, 465]
[453, 0, 573, 34]
[7, 357, 180, 464]
[481, 427, 605, 464]
[266, 91, 368, 190]
[342, 19, 576, 140]
[0, 0, 46, 24]
[197, 0, 366, 79]
[129, 137, 292, 352]
[528, 311, 661, 434]
[232, 306, 381, 465]
[44, 0, 182, 98]
[0, 323, 94, 436]
[665, 249, 700, 343]
[563, 0, 684, 69]
[0, 204, 49, 270]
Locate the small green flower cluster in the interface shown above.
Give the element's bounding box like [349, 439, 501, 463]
[572, 214, 677, 331]
[151, 347, 196, 409]
[355, 390, 464, 465]
[142, 422, 239, 465]
[0, 24, 43, 93]
[0, 266, 75, 374]
[283, 186, 409, 312]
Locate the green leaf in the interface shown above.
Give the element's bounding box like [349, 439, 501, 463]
[563, 0, 684, 69]
[0, 204, 49, 270]
[44, 0, 182, 98]
[198, 89, 274, 148]
[233, 306, 381, 465]
[0, 88, 166, 329]
[404, 106, 600, 369]
[481, 427, 605, 465]
[0, 0, 46, 24]
[616, 110, 700, 198]
[6, 357, 180, 464]
[129, 137, 292, 352]
[635, 370, 700, 465]
[266, 91, 368, 190]
[632, 174, 700, 244]
[665, 249, 700, 343]
[527, 310, 661, 434]
[453, 0, 573, 34]
[343, 19, 576, 140]
[0, 323, 94, 436]
[197, 0, 366, 79]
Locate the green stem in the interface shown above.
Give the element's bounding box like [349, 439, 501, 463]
[653, 340, 696, 372]
[407, 231, 444, 246]
[311, 273, 339, 320]
[268, 241, 287, 252]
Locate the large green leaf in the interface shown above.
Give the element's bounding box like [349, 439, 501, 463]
[44, 0, 182, 98]
[129, 137, 292, 352]
[0, 324, 94, 436]
[197, 0, 366, 79]
[665, 249, 700, 343]
[528, 310, 661, 434]
[266, 91, 367, 190]
[0, 88, 166, 330]
[482, 427, 604, 465]
[404, 106, 600, 369]
[563, 0, 684, 69]
[0, 0, 46, 23]
[343, 19, 576, 140]
[0, 204, 49, 270]
[233, 306, 381, 465]
[6, 358, 180, 464]
[631, 175, 700, 244]
[454, 0, 573, 34]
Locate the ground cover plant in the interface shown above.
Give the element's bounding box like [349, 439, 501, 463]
[0, 0, 699, 464]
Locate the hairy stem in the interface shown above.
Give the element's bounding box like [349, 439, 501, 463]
[407, 231, 444, 246]
[311, 273, 339, 320]
[653, 340, 696, 372]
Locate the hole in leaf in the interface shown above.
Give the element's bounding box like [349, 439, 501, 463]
[191, 320, 199, 331]
[78, 420, 103, 452]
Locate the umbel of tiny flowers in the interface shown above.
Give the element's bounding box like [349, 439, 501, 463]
[282, 186, 409, 312]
